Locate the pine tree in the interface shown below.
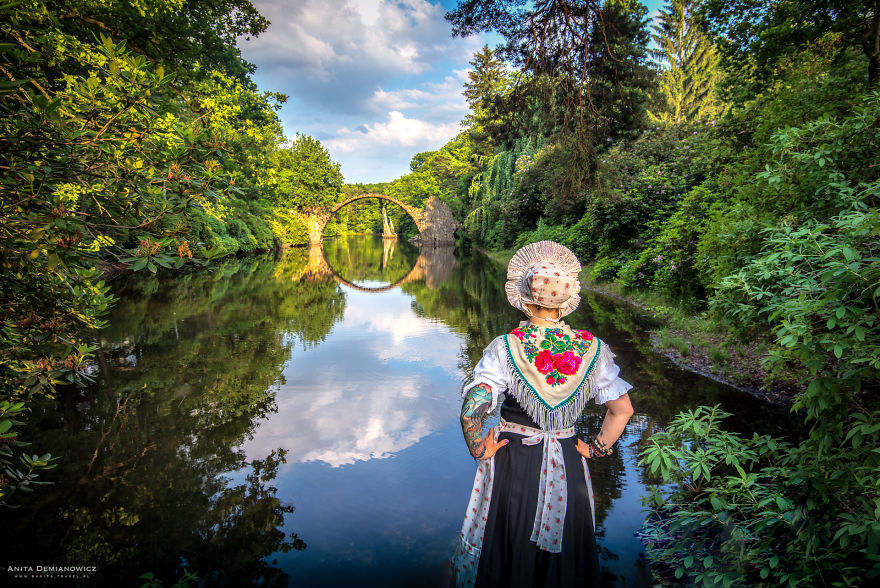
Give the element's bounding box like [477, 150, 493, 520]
[650, 0, 723, 124]
[462, 45, 510, 152]
[463, 45, 508, 115]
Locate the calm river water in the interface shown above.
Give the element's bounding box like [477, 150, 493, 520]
[1, 236, 795, 587]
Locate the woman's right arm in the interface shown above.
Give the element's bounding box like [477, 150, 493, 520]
[577, 342, 635, 458]
[460, 337, 510, 459]
[461, 382, 509, 459]
[576, 393, 634, 458]
[460, 382, 493, 458]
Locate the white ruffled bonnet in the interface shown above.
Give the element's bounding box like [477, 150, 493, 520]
[505, 241, 581, 317]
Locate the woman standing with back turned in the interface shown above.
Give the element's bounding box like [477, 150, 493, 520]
[451, 241, 634, 587]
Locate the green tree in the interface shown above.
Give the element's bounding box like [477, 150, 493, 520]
[448, 0, 653, 143]
[701, 0, 880, 91]
[0, 0, 287, 506]
[448, 1, 654, 227]
[462, 45, 510, 152]
[650, 0, 723, 123]
[275, 135, 343, 214]
[17, 0, 269, 82]
[463, 45, 508, 118]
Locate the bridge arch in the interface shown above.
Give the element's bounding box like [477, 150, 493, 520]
[302, 194, 457, 246]
[291, 242, 456, 293]
[305, 193, 426, 245]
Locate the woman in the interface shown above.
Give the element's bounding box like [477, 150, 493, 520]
[451, 241, 634, 587]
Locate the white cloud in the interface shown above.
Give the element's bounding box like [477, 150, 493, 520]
[327, 110, 461, 153]
[238, 288, 465, 467]
[240, 346, 460, 467]
[241, 0, 477, 113]
[238, 0, 488, 181]
[368, 69, 469, 119]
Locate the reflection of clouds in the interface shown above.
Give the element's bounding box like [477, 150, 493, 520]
[241, 289, 463, 467]
[343, 292, 462, 379]
[343, 291, 449, 345]
[343, 299, 440, 345]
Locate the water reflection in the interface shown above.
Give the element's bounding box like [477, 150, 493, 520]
[239, 287, 463, 467]
[0, 257, 309, 586]
[0, 237, 796, 587]
[320, 235, 457, 292]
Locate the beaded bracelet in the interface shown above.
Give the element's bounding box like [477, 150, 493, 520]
[588, 436, 613, 457]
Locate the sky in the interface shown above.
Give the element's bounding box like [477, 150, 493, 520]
[237, 0, 664, 184]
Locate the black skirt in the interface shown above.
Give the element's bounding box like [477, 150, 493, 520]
[475, 396, 600, 588]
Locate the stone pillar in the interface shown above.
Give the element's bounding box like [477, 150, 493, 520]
[381, 203, 396, 239]
[411, 196, 458, 246]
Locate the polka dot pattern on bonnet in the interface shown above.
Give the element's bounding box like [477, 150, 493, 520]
[528, 261, 574, 308]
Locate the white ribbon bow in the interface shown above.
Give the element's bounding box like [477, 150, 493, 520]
[501, 421, 575, 553]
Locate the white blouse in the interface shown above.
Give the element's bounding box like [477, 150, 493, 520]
[464, 335, 633, 412]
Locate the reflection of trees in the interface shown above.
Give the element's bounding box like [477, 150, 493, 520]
[273, 249, 347, 346]
[401, 247, 524, 379]
[322, 235, 420, 285]
[575, 412, 625, 530]
[0, 255, 348, 586]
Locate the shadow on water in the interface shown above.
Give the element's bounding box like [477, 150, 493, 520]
[0, 237, 799, 587]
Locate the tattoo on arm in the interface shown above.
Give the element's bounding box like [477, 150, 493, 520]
[461, 382, 492, 458]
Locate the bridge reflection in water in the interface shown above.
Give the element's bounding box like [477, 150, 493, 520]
[295, 239, 458, 293]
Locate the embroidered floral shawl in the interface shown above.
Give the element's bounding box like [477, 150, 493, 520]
[503, 322, 610, 430]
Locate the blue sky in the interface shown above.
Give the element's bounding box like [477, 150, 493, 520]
[238, 1, 664, 184]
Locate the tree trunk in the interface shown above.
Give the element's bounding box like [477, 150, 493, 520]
[865, 2, 880, 86]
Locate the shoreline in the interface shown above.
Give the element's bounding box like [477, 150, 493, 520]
[478, 247, 799, 407]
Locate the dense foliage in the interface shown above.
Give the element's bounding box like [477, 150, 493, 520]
[0, 1, 356, 505]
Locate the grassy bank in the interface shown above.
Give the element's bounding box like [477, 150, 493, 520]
[479, 247, 799, 405]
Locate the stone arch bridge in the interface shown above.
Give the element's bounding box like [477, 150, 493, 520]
[302, 193, 458, 246]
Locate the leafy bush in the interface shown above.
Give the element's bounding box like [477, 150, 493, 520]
[636, 85, 880, 588]
[711, 91, 880, 391]
[244, 211, 276, 251]
[583, 122, 728, 259]
[641, 404, 880, 586]
[640, 406, 794, 586]
[513, 218, 569, 249]
[589, 256, 623, 282]
[618, 184, 717, 305]
[270, 210, 309, 247]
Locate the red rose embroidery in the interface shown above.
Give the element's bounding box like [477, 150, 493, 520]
[576, 330, 594, 341]
[546, 375, 555, 385]
[553, 351, 582, 375]
[534, 349, 554, 374]
[511, 328, 525, 341]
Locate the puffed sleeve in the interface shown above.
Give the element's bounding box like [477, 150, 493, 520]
[462, 336, 508, 412]
[592, 341, 633, 405]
